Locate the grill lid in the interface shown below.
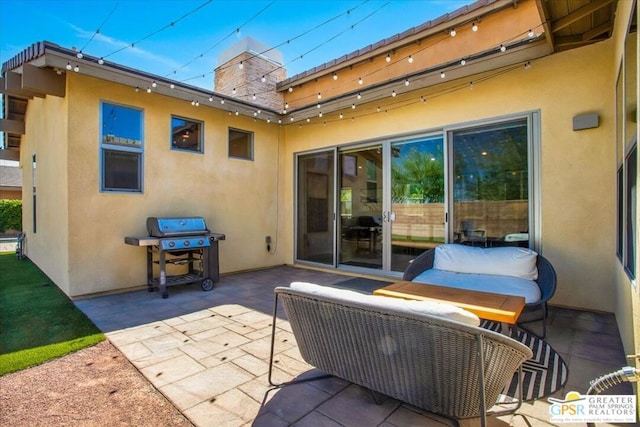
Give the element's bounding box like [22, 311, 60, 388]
[146, 217, 209, 237]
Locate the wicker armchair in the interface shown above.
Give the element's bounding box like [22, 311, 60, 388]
[403, 248, 557, 338]
[269, 286, 533, 426]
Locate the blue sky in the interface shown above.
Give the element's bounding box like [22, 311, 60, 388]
[0, 0, 471, 90]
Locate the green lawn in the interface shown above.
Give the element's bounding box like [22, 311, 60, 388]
[0, 252, 104, 376]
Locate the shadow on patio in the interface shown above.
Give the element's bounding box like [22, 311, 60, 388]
[74, 266, 633, 427]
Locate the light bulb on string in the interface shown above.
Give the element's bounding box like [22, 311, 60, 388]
[317, 104, 321, 109]
[135, 87, 140, 92]
[66, 62, 72, 70]
[385, 53, 391, 63]
[408, 55, 413, 63]
[333, 72, 338, 80]
[252, 94, 256, 100]
[235, 111, 239, 116]
[469, 81, 474, 90]
[98, 58, 104, 65]
[460, 59, 466, 65]
[339, 113, 344, 119]
[288, 87, 293, 93]
[351, 104, 356, 109]
[151, 81, 157, 88]
[391, 90, 396, 97]
[285, 102, 289, 109]
[317, 92, 322, 100]
[220, 99, 225, 104]
[500, 44, 506, 52]
[528, 29, 535, 38]
[170, 83, 175, 89]
[440, 71, 445, 79]
[472, 22, 478, 32]
[357, 93, 362, 100]
[209, 96, 214, 102]
[450, 28, 456, 37]
[232, 88, 237, 95]
[146, 87, 151, 93]
[73, 65, 79, 72]
[76, 51, 83, 59]
[404, 79, 410, 86]
[358, 77, 363, 85]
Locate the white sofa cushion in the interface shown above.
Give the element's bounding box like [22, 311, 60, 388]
[412, 269, 541, 304]
[289, 281, 480, 326]
[433, 244, 538, 280]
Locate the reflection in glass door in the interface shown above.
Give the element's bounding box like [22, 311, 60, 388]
[450, 118, 530, 248]
[296, 151, 335, 265]
[390, 136, 445, 272]
[339, 146, 383, 269]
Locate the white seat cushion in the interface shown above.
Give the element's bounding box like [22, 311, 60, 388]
[289, 281, 480, 326]
[412, 269, 541, 304]
[434, 244, 538, 280]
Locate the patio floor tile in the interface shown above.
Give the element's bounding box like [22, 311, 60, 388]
[74, 265, 633, 427]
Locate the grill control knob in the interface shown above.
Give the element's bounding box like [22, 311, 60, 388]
[198, 239, 204, 245]
[168, 241, 175, 248]
[184, 240, 190, 247]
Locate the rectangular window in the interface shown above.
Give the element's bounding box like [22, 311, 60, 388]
[100, 102, 143, 192]
[617, 165, 624, 259]
[229, 128, 253, 160]
[171, 115, 203, 153]
[625, 144, 637, 278]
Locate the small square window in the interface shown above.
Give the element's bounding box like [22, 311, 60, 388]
[171, 116, 203, 153]
[229, 128, 253, 160]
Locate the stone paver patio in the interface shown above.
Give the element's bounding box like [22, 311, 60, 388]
[74, 266, 633, 427]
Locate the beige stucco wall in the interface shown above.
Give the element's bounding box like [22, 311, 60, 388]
[24, 73, 285, 297]
[20, 94, 71, 294]
[282, 39, 616, 313]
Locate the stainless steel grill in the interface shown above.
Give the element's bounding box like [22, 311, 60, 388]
[125, 217, 225, 298]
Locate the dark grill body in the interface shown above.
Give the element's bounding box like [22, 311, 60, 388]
[125, 217, 225, 298]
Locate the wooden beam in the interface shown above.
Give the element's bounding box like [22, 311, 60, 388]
[22, 64, 65, 97]
[1, 72, 34, 99]
[552, 0, 613, 33]
[0, 119, 25, 134]
[535, 0, 556, 52]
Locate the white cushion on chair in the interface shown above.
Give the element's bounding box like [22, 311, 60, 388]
[434, 244, 538, 280]
[289, 281, 480, 326]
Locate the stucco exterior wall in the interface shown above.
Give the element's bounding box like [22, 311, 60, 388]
[282, 39, 616, 313]
[20, 94, 71, 294]
[35, 73, 284, 297]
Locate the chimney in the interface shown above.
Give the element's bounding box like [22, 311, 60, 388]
[214, 37, 285, 111]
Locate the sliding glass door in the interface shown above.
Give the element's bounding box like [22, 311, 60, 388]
[338, 146, 383, 269]
[296, 150, 335, 265]
[390, 135, 445, 272]
[294, 113, 536, 274]
[450, 118, 530, 247]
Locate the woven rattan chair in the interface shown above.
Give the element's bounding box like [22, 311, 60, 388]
[268, 286, 533, 427]
[402, 248, 557, 338]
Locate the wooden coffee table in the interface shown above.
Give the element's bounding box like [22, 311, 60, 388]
[374, 281, 525, 324]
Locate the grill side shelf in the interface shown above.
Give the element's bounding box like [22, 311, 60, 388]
[125, 236, 160, 246]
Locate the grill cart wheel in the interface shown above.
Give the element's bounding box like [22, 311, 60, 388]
[201, 278, 214, 291]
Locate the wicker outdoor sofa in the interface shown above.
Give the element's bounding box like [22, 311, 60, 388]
[269, 282, 533, 426]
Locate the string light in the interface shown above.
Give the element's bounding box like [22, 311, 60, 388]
[408, 55, 413, 63]
[170, 83, 175, 89]
[460, 59, 466, 65]
[472, 22, 478, 32]
[239, 61, 244, 69]
[151, 81, 157, 88]
[440, 71, 445, 78]
[252, 94, 257, 100]
[339, 113, 344, 119]
[450, 28, 456, 37]
[391, 90, 396, 97]
[288, 87, 293, 93]
[66, 62, 72, 70]
[73, 65, 79, 72]
[357, 93, 362, 99]
[333, 72, 338, 80]
[146, 87, 152, 93]
[351, 103, 356, 109]
[235, 110, 239, 115]
[500, 44, 506, 52]
[135, 87, 139, 92]
[386, 53, 391, 62]
[232, 88, 237, 95]
[209, 96, 214, 102]
[317, 92, 322, 99]
[404, 79, 410, 86]
[76, 51, 83, 59]
[220, 99, 225, 104]
[261, 75, 266, 82]
[98, 58, 104, 65]
[528, 29, 535, 38]
[524, 61, 532, 69]
[317, 103, 321, 108]
[358, 77, 363, 85]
